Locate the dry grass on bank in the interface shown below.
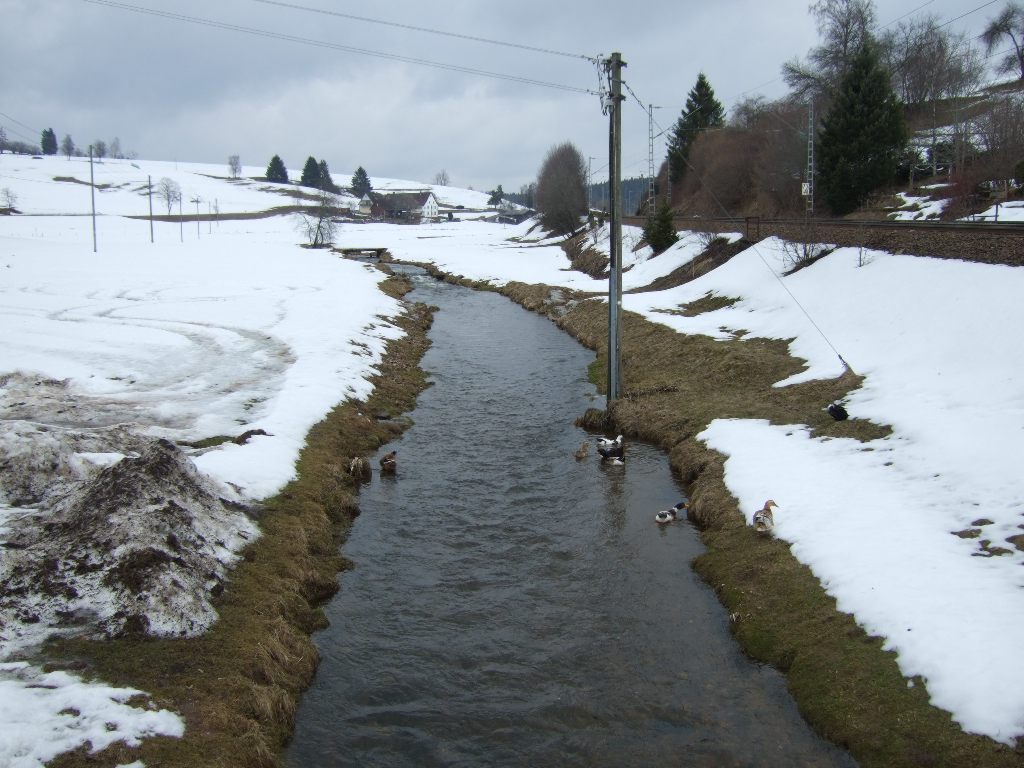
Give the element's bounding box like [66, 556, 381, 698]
[504, 284, 1022, 768]
[39, 273, 434, 768]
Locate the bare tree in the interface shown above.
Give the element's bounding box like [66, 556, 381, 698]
[109, 137, 122, 160]
[228, 155, 242, 178]
[881, 17, 984, 106]
[982, 2, 1024, 80]
[783, 0, 876, 100]
[535, 142, 587, 237]
[91, 140, 107, 160]
[0, 126, 7, 153]
[433, 169, 450, 186]
[294, 188, 338, 247]
[155, 177, 181, 215]
[2, 187, 18, 211]
[60, 134, 75, 159]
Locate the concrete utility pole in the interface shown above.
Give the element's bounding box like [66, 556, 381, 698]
[604, 52, 625, 403]
[147, 175, 154, 243]
[179, 197, 183, 243]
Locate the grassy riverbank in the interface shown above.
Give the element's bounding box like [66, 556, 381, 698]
[498, 281, 1022, 768]
[41, 273, 434, 768]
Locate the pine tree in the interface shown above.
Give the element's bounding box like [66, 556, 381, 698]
[317, 159, 337, 192]
[819, 41, 907, 215]
[41, 128, 58, 155]
[643, 201, 678, 255]
[666, 73, 725, 184]
[266, 155, 289, 183]
[300, 156, 322, 189]
[487, 184, 504, 206]
[351, 166, 372, 197]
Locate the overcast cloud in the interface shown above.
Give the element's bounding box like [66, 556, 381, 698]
[0, 0, 1002, 191]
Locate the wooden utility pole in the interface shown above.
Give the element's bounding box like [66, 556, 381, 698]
[147, 175, 154, 243]
[89, 145, 97, 253]
[191, 195, 201, 238]
[605, 52, 625, 402]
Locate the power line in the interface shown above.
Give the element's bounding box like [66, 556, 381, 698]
[249, 0, 599, 63]
[80, 0, 597, 95]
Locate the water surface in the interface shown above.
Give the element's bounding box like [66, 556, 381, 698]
[287, 270, 854, 767]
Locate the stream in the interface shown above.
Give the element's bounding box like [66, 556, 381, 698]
[285, 267, 855, 767]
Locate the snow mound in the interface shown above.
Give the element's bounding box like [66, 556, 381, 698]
[0, 435, 258, 656]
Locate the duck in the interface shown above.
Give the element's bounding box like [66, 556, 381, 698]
[596, 435, 623, 450]
[574, 441, 589, 460]
[598, 443, 625, 463]
[827, 402, 849, 421]
[752, 499, 778, 533]
[655, 501, 689, 524]
[602, 455, 625, 466]
[348, 456, 372, 483]
[379, 450, 397, 475]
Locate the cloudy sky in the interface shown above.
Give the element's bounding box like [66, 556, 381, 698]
[0, 0, 1009, 191]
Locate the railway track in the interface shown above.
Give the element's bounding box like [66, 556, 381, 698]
[622, 214, 1024, 236]
[620, 213, 1024, 268]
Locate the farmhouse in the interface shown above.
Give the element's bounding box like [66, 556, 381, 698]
[369, 190, 439, 222]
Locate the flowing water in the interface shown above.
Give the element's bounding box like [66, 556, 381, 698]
[286, 268, 855, 768]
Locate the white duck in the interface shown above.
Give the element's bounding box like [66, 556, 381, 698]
[655, 501, 689, 524]
[596, 435, 623, 450]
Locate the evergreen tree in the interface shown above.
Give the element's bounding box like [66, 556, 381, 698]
[666, 73, 725, 184]
[819, 41, 907, 215]
[643, 201, 678, 255]
[266, 154, 289, 183]
[351, 166, 372, 197]
[41, 128, 58, 155]
[317, 159, 337, 192]
[487, 184, 504, 206]
[300, 156, 322, 188]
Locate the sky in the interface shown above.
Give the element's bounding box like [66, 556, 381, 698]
[5, 0, 1014, 192]
[1, 0, 1008, 191]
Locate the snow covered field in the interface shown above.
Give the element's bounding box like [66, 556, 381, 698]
[1, 154, 1022, 761]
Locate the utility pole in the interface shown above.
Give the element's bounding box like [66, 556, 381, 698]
[604, 52, 625, 403]
[147, 175, 154, 243]
[587, 156, 595, 213]
[647, 103, 661, 215]
[191, 195, 201, 238]
[179, 196, 183, 243]
[89, 145, 97, 253]
[805, 100, 815, 217]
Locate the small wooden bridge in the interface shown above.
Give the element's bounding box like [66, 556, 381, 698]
[336, 246, 389, 260]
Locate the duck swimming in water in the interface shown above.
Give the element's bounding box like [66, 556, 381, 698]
[655, 501, 689, 524]
[574, 441, 589, 460]
[596, 435, 623, 450]
[379, 450, 397, 475]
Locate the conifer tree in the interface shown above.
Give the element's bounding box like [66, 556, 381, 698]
[300, 156, 322, 189]
[317, 159, 337, 192]
[818, 41, 907, 214]
[41, 128, 58, 155]
[643, 200, 678, 254]
[266, 155, 289, 183]
[487, 184, 504, 205]
[666, 73, 725, 184]
[351, 166, 372, 197]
